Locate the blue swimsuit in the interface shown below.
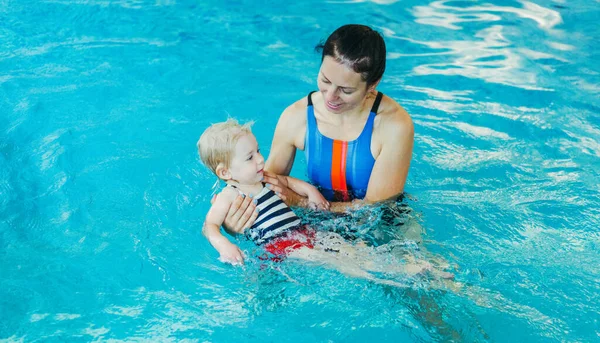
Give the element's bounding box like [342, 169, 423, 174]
[304, 91, 383, 201]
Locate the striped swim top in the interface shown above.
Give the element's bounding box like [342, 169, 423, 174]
[228, 184, 301, 245]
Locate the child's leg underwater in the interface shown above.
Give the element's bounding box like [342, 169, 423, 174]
[286, 245, 412, 288]
[317, 231, 454, 278]
[286, 231, 455, 287]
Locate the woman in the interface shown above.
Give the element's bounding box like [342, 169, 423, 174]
[223, 24, 414, 230]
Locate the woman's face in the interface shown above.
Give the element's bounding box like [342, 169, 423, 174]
[317, 56, 370, 114]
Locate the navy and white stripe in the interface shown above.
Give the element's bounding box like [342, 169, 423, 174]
[230, 185, 300, 244]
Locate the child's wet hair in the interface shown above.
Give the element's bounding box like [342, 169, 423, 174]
[197, 118, 254, 175]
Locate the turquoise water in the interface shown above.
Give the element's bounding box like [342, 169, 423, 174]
[1, 0, 599, 342]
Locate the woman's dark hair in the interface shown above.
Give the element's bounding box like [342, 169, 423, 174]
[315, 24, 386, 87]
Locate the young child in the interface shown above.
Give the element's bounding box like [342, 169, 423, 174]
[197, 119, 330, 265]
[197, 119, 455, 284]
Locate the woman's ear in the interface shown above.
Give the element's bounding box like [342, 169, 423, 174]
[216, 163, 231, 180]
[369, 79, 381, 92]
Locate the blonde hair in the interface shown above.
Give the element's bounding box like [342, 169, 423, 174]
[197, 118, 254, 175]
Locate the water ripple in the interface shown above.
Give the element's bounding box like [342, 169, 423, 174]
[403, 85, 474, 101]
[0, 174, 11, 214]
[448, 121, 512, 140]
[40, 0, 148, 9]
[412, 0, 562, 31]
[409, 26, 558, 90]
[380, 2, 572, 91]
[3, 36, 177, 61]
[326, 0, 400, 3]
[37, 129, 68, 171]
[410, 99, 554, 131]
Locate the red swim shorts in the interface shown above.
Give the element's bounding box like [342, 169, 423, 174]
[261, 226, 315, 261]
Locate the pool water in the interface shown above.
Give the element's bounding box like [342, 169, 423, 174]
[1, 0, 599, 342]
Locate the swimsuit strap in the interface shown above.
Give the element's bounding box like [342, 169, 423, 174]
[307, 91, 316, 106]
[370, 91, 383, 114]
[226, 183, 244, 195]
[226, 183, 266, 197]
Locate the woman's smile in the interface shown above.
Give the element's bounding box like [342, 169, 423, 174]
[326, 100, 343, 111]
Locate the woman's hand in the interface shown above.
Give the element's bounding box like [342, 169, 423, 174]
[212, 194, 258, 234]
[263, 171, 305, 206]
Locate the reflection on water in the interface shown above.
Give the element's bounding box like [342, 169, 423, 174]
[412, 0, 562, 30]
[390, 24, 561, 90]
[326, 0, 401, 4]
[381, 1, 573, 90]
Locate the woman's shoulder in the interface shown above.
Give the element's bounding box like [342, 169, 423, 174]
[376, 93, 413, 132]
[373, 94, 414, 145]
[279, 94, 310, 124]
[286, 93, 311, 112]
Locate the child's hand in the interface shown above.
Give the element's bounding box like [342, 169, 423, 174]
[306, 188, 330, 211]
[217, 242, 245, 265]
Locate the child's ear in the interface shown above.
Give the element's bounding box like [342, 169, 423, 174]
[216, 163, 231, 180]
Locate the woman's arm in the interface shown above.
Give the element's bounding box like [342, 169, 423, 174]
[265, 101, 306, 175]
[365, 105, 414, 202]
[264, 100, 309, 206]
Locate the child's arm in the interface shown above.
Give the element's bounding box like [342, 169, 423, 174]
[283, 176, 330, 211]
[284, 176, 381, 213]
[204, 190, 246, 265]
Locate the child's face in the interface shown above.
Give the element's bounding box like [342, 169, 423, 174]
[227, 133, 265, 185]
